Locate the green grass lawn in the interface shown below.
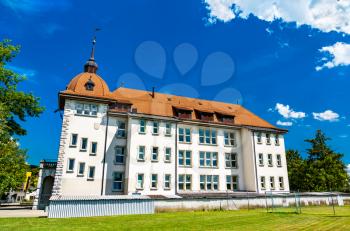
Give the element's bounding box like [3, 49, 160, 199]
[0, 206, 349, 231]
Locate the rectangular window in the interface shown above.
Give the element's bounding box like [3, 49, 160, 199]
[164, 174, 171, 189]
[258, 153, 264, 166]
[88, 166, 95, 180]
[178, 128, 184, 142]
[70, 134, 78, 147]
[179, 128, 191, 143]
[226, 175, 238, 191]
[116, 121, 126, 138]
[270, 176, 275, 190]
[224, 132, 236, 146]
[67, 158, 75, 172]
[257, 132, 262, 144]
[137, 174, 144, 189]
[178, 150, 191, 167]
[76, 103, 83, 115]
[260, 176, 266, 190]
[200, 175, 205, 190]
[176, 109, 192, 119]
[266, 133, 271, 145]
[275, 134, 280, 145]
[268, 154, 273, 167]
[151, 174, 158, 189]
[165, 123, 171, 136]
[152, 121, 159, 135]
[276, 154, 282, 167]
[213, 175, 219, 190]
[199, 151, 218, 167]
[76, 103, 98, 116]
[199, 128, 217, 145]
[200, 175, 219, 190]
[139, 119, 146, 133]
[178, 175, 184, 190]
[165, 147, 171, 162]
[206, 175, 212, 190]
[151, 147, 159, 161]
[113, 172, 124, 191]
[112, 103, 131, 112]
[91, 104, 98, 116]
[138, 146, 145, 161]
[78, 162, 85, 176]
[279, 177, 284, 189]
[80, 138, 88, 151]
[185, 128, 191, 143]
[218, 115, 234, 124]
[178, 174, 191, 190]
[225, 153, 237, 168]
[90, 142, 97, 155]
[226, 176, 231, 190]
[83, 104, 90, 115]
[115, 146, 125, 164]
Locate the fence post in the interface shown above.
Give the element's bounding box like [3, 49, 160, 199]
[265, 191, 268, 213]
[294, 192, 298, 214]
[331, 191, 335, 216]
[247, 192, 250, 211]
[298, 190, 302, 214]
[271, 191, 274, 212]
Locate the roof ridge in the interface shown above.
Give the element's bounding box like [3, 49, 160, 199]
[114, 87, 241, 107]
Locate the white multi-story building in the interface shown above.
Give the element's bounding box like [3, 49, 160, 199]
[52, 45, 289, 198]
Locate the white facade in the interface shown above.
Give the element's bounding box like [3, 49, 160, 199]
[54, 99, 289, 197]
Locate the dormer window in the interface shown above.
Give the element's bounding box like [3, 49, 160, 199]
[196, 110, 214, 122]
[216, 112, 234, 124]
[110, 102, 132, 112]
[85, 78, 95, 91]
[173, 107, 192, 119]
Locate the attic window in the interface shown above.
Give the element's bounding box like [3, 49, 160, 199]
[173, 107, 192, 119]
[111, 102, 132, 112]
[216, 113, 235, 124]
[85, 78, 95, 91]
[195, 110, 214, 122]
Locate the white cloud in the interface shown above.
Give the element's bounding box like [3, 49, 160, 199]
[275, 103, 306, 119]
[0, 0, 71, 14]
[6, 65, 37, 84]
[204, 0, 350, 34]
[339, 134, 348, 138]
[276, 120, 292, 127]
[7, 65, 36, 77]
[347, 164, 350, 175]
[316, 42, 350, 70]
[312, 110, 340, 122]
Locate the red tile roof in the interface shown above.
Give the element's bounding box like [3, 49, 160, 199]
[60, 72, 284, 131]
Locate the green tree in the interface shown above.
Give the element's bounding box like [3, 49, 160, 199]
[286, 130, 349, 192]
[0, 39, 44, 197]
[286, 149, 307, 191]
[305, 130, 349, 191]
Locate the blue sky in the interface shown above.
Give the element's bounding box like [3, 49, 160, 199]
[1, 0, 350, 166]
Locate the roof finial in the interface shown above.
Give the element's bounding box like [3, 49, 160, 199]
[90, 36, 96, 60]
[84, 28, 101, 73]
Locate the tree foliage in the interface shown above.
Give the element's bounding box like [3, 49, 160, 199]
[287, 130, 349, 192]
[0, 39, 44, 196]
[0, 39, 44, 136]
